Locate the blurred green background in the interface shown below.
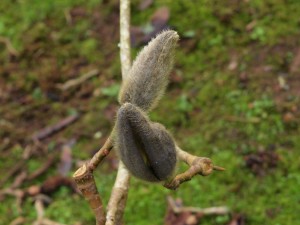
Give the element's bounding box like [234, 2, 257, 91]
[1, 0, 300, 224]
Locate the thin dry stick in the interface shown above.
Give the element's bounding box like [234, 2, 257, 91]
[167, 196, 229, 215]
[164, 146, 225, 190]
[88, 137, 113, 171]
[57, 69, 99, 91]
[105, 0, 132, 224]
[0, 36, 19, 56]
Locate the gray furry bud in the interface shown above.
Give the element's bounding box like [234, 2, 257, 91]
[114, 103, 177, 182]
[119, 30, 179, 112]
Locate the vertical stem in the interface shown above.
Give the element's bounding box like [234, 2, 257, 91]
[106, 163, 131, 225]
[120, 0, 131, 80]
[105, 0, 132, 224]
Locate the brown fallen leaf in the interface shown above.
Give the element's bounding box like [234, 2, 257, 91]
[151, 6, 170, 28]
[139, 0, 153, 10]
[131, 7, 171, 46]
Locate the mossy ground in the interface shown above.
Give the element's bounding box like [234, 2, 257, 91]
[1, 0, 300, 224]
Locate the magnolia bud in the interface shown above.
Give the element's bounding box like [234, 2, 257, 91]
[114, 103, 177, 182]
[119, 30, 179, 112]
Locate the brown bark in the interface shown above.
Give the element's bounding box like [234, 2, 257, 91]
[73, 164, 106, 225]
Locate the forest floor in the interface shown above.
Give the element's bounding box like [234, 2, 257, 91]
[1, 0, 300, 225]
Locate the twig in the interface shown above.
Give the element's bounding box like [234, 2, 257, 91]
[225, 116, 260, 123]
[88, 137, 113, 171]
[39, 219, 66, 225]
[0, 188, 24, 213]
[73, 137, 113, 225]
[57, 69, 99, 91]
[0, 36, 19, 56]
[33, 195, 66, 225]
[11, 171, 28, 189]
[0, 160, 26, 187]
[167, 196, 229, 215]
[34, 198, 44, 225]
[31, 114, 79, 141]
[164, 146, 225, 190]
[9, 217, 26, 225]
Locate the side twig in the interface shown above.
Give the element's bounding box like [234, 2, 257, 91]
[167, 196, 229, 215]
[164, 146, 225, 190]
[73, 137, 113, 225]
[88, 137, 113, 171]
[73, 164, 106, 225]
[0, 36, 19, 56]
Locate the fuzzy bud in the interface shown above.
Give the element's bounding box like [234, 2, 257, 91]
[119, 30, 179, 112]
[114, 103, 177, 182]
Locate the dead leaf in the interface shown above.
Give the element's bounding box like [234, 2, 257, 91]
[244, 150, 279, 176]
[139, 0, 153, 10]
[151, 6, 170, 28]
[131, 7, 171, 46]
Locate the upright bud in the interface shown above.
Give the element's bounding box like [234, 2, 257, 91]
[119, 30, 179, 112]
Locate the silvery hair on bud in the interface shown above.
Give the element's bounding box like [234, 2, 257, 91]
[114, 103, 177, 182]
[119, 30, 179, 112]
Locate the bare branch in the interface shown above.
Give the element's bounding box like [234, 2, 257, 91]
[167, 196, 229, 215]
[164, 146, 225, 190]
[88, 137, 113, 171]
[73, 164, 106, 225]
[57, 69, 99, 91]
[0, 36, 19, 56]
